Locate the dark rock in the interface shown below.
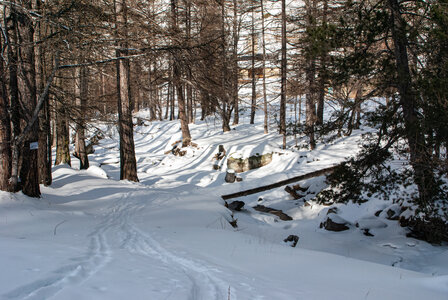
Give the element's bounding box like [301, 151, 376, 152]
[374, 210, 382, 217]
[229, 219, 238, 228]
[236, 177, 243, 182]
[327, 207, 339, 215]
[253, 205, 293, 221]
[363, 229, 374, 237]
[228, 201, 245, 211]
[386, 209, 399, 220]
[321, 214, 350, 232]
[284, 235, 299, 247]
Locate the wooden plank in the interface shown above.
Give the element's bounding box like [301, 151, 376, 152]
[221, 165, 338, 200]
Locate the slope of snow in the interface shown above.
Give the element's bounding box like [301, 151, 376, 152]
[1, 107, 447, 299]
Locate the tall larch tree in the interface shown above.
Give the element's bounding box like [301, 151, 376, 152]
[115, 0, 139, 181]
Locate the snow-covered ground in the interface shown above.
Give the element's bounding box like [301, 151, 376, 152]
[1, 107, 447, 299]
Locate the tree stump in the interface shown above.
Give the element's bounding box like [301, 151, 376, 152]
[214, 145, 226, 161]
[225, 169, 236, 183]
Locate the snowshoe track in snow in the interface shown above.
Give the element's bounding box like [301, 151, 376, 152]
[2, 188, 262, 300]
[2, 208, 113, 300]
[114, 195, 230, 300]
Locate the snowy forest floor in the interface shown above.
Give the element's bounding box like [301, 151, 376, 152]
[1, 107, 447, 299]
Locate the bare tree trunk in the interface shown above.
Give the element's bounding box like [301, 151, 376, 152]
[387, 0, 434, 203]
[176, 79, 192, 146]
[115, 0, 139, 182]
[100, 69, 107, 114]
[171, 0, 192, 146]
[250, 2, 256, 125]
[221, 0, 232, 133]
[280, 0, 287, 148]
[148, 62, 157, 121]
[35, 0, 51, 185]
[17, 1, 39, 197]
[316, 0, 328, 125]
[36, 31, 52, 186]
[346, 83, 362, 136]
[0, 32, 12, 192]
[170, 81, 175, 120]
[260, 0, 268, 134]
[232, 0, 239, 125]
[54, 84, 71, 167]
[185, 0, 194, 124]
[7, 4, 21, 192]
[305, 0, 316, 150]
[74, 65, 89, 170]
[305, 67, 317, 150]
[165, 81, 170, 120]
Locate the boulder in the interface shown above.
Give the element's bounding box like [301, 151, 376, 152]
[227, 153, 273, 173]
[320, 214, 350, 232]
[383, 204, 401, 220]
[284, 235, 299, 247]
[228, 201, 245, 211]
[253, 205, 293, 221]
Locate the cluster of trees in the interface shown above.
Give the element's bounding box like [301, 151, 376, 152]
[309, 0, 448, 241]
[0, 0, 446, 240]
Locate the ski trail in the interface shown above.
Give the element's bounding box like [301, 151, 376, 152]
[114, 197, 230, 300]
[3, 190, 262, 300]
[2, 202, 117, 300]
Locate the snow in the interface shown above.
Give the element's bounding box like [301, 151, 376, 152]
[1, 107, 448, 299]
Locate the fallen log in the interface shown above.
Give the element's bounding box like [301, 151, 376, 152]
[221, 165, 338, 200]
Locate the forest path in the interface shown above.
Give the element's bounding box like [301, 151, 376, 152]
[1, 183, 262, 300]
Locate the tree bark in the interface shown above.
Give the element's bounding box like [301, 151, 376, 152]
[232, 0, 239, 125]
[0, 32, 12, 192]
[305, 0, 317, 150]
[221, 0, 232, 133]
[316, 0, 328, 125]
[115, 0, 139, 182]
[74, 65, 89, 170]
[54, 84, 71, 167]
[17, 1, 40, 197]
[261, 0, 268, 134]
[387, 0, 435, 203]
[36, 12, 52, 186]
[37, 57, 52, 185]
[280, 0, 287, 148]
[185, 0, 194, 124]
[250, 2, 256, 125]
[171, 0, 192, 146]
